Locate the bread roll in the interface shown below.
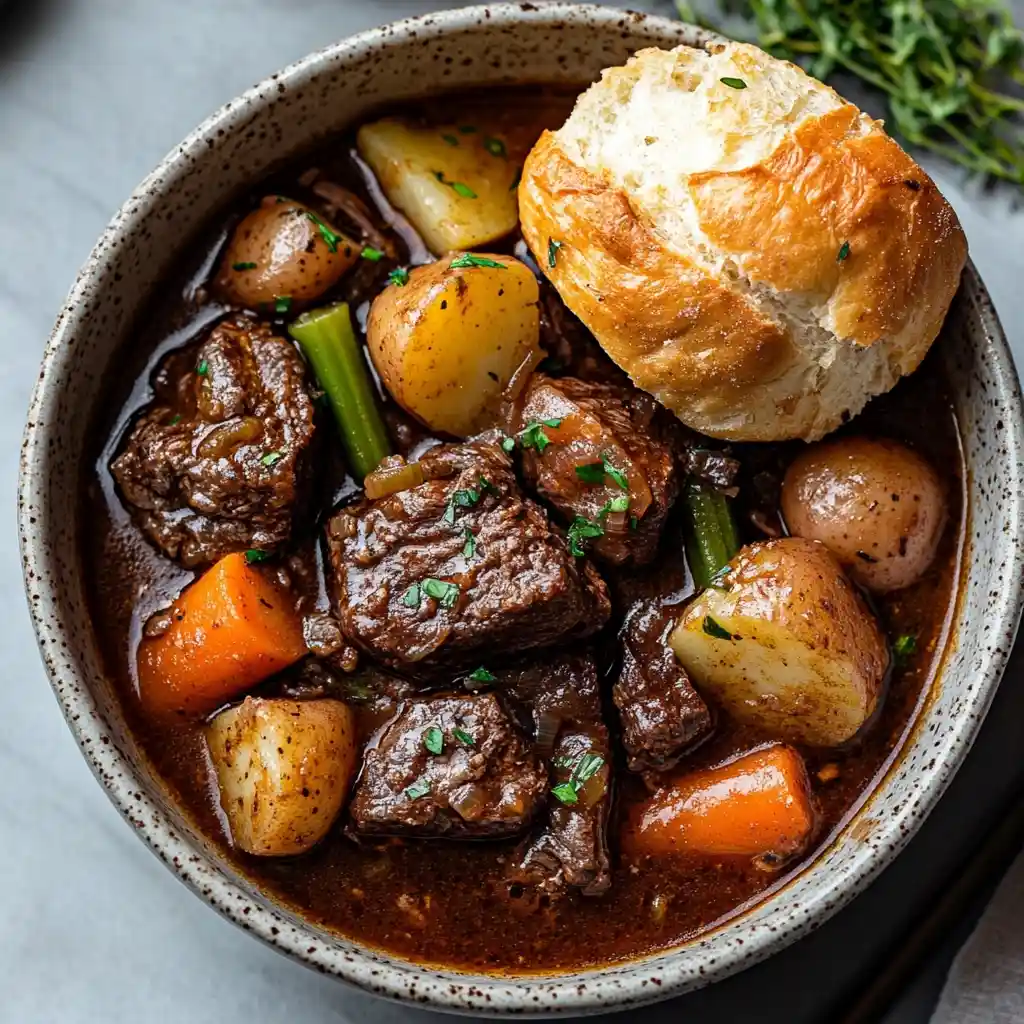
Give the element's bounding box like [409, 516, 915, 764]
[518, 42, 967, 441]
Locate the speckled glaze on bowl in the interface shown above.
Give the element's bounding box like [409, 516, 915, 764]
[17, 3, 1024, 1016]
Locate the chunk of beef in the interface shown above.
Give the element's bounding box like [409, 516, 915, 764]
[502, 652, 612, 897]
[325, 438, 610, 673]
[111, 315, 317, 567]
[614, 599, 712, 772]
[513, 375, 678, 566]
[349, 693, 546, 838]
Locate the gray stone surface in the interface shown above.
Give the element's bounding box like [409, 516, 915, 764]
[3, 2, 1024, 1022]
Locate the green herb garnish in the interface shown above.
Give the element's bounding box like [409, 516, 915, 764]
[196, 359, 209, 376]
[404, 777, 431, 800]
[894, 633, 918, 665]
[837, 241, 851, 263]
[402, 583, 421, 608]
[547, 238, 563, 268]
[551, 751, 606, 805]
[168, 414, 182, 426]
[443, 485, 483, 525]
[261, 450, 283, 467]
[720, 76, 747, 89]
[462, 527, 477, 558]
[484, 136, 507, 158]
[702, 616, 734, 641]
[232, 261, 257, 271]
[360, 246, 384, 262]
[575, 462, 606, 485]
[599, 494, 630, 517]
[567, 515, 605, 557]
[518, 418, 562, 453]
[602, 454, 629, 490]
[423, 726, 444, 756]
[421, 578, 460, 608]
[244, 548, 269, 564]
[305, 210, 342, 253]
[708, 563, 733, 590]
[458, 124, 477, 134]
[433, 170, 477, 198]
[551, 782, 580, 805]
[274, 295, 293, 314]
[388, 267, 410, 287]
[441, 133, 459, 146]
[501, 436, 516, 453]
[453, 727, 475, 747]
[629, 514, 640, 531]
[449, 253, 506, 270]
[468, 666, 496, 683]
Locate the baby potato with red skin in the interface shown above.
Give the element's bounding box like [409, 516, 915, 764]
[781, 436, 947, 594]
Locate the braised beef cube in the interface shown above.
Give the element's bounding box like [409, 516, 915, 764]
[615, 599, 712, 772]
[513, 376, 678, 566]
[503, 652, 612, 896]
[349, 693, 546, 838]
[325, 439, 610, 672]
[111, 315, 317, 567]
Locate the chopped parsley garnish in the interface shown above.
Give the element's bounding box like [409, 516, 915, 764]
[168, 414, 182, 426]
[458, 124, 477, 134]
[453, 727, 475, 747]
[574, 452, 628, 490]
[567, 515, 605, 557]
[421, 578, 460, 608]
[547, 238, 563, 268]
[244, 548, 269, 564]
[501, 436, 516, 453]
[423, 726, 444, 756]
[196, 359, 209, 376]
[360, 246, 384, 262]
[599, 494, 630, 517]
[449, 253, 506, 270]
[232, 261, 257, 271]
[702, 616, 734, 641]
[404, 777, 431, 800]
[441, 133, 459, 146]
[261, 450, 283, 467]
[518, 418, 562, 453]
[443, 485, 483, 525]
[484, 136, 507, 159]
[894, 634, 918, 665]
[462, 527, 477, 558]
[551, 782, 579, 805]
[551, 751, 606, 805]
[388, 267, 410, 287]
[274, 295, 292, 314]
[468, 666, 496, 683]
[433, 170, 477, 199]
[305, 210, 342, 253]
[837, 240, 851, 263]
[720, 76, 747, 89]
[402, 583, 421, 608]
[509, 165, 522, 192]
[629, 514, 640, 531]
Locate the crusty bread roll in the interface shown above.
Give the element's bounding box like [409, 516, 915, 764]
[519, 42, 967, 441]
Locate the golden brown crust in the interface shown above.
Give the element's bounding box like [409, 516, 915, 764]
[519, 133, 799, 434]
[519, 72, 967, 441]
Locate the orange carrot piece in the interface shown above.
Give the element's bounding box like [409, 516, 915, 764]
[137, 552, 307, 716]
[628, 745, 817, 860]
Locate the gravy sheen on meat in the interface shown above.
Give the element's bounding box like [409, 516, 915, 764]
[81, 86, 965, 972]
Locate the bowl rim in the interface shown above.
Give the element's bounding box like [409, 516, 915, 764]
[18, 2, 1024, 1016]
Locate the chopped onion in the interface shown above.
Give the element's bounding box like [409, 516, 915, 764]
[196, 416, 264, 458]
[364, 459, 425, 499]
[449, 784, 487, 822]
[535, 711, 562, 755]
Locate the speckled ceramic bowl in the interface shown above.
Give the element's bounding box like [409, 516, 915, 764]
[18, 3, 1024, 1016]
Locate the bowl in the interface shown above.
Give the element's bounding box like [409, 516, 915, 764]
[18, 3, 1024, 1015]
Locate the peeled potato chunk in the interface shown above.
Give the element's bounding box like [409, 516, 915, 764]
[367, 253, 541, 437]
[782, 436, 947, 593]
[207, 697, 358, 856]
[356, 118, 520, 253]
[214, 196, 360, 309]
[671, 538, 889, 747]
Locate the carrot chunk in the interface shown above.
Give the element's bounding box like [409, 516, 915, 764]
[137, 552, 307, 715]
[628, 744, 817, 860]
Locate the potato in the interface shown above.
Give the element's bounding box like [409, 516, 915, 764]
[214, 196, 360, 309]
[207, 697, 358, 856]
[367, 253, 541, 437]
[356, 118, 521, 253]
[781, 436, 947, 593]
[670, 538, 888, 747]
